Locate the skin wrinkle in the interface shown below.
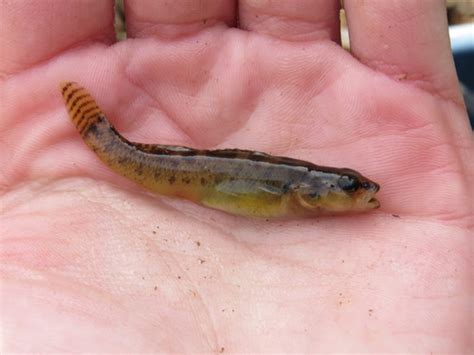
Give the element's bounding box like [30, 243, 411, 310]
[357, 57, 465, 109]
[242, 16, 339, 42]
[215, 42, 346, 150]
[127, 20, 233, 40]
[239, 0, 340, 41]
[121, 72, 196, 145]
[33, 179, 222, 331]
[124, 0, 236, 39]
[0, 33, 114, 78]
[130, 17, 231, 27]
[390, 119, 472, 224]
[246, 245, 341, 284]
[344, 1, 461, 110]
[180, 269, 223, 352]
[3, 275, 123, 323]
[123, 203, 233, 351]
[122, 53, 240, 146]
[0, 0, 115, 75]
[144, 240, 218, 351]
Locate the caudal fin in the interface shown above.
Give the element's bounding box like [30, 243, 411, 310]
[60, 82, 104, 136]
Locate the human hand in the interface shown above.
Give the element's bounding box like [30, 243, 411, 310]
[1, 0, 472, 352]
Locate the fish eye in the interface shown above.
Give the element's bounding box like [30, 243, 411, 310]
[337, 175, 360, 192]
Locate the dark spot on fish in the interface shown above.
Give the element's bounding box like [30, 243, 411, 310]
[168, 175, 176, 184]
[69, 94, 88, 110]
[62, 82, 73, 94]
[81, 106, 99, 117]
[154, 171, 161, 179]
[182, 177, 191, 184]
[200, 177, 207, 186]
[73, 107, 82, 119]
[67, 88, 80, 101]
[75, 99, 95, 112]
[85, 123, 99, 136]
[135, 164, 144, 175]
[392, 214, 400, 218]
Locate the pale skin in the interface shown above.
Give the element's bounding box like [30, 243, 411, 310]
[0, 0, 472, 352]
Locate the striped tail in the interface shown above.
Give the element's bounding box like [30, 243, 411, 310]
[60, 82, 104, 136]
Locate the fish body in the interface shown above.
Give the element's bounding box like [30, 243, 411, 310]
[60, 82, 380, 217]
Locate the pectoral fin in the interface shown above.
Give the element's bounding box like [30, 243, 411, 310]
[201, 180, 285, 217]
[214, 180, 283, 197]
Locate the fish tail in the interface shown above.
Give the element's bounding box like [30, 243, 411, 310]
[60, 82, 105, 136]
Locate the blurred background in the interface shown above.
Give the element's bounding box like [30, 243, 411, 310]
[114, 0, 474, 128]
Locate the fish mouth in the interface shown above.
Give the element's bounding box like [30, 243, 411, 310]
[367, 197, 380, 209]
[362, 181, 380, 209]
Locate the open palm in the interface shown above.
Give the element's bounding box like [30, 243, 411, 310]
[1, 1, 472, 352]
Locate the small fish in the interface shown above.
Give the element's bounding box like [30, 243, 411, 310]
[60, 82, 380, 218]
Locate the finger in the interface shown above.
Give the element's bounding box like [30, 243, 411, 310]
[239, 0, 341, 42]
[124, 0, 236, 39]
[344, 0, 463, 106]
[0, 0, 115, 76]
